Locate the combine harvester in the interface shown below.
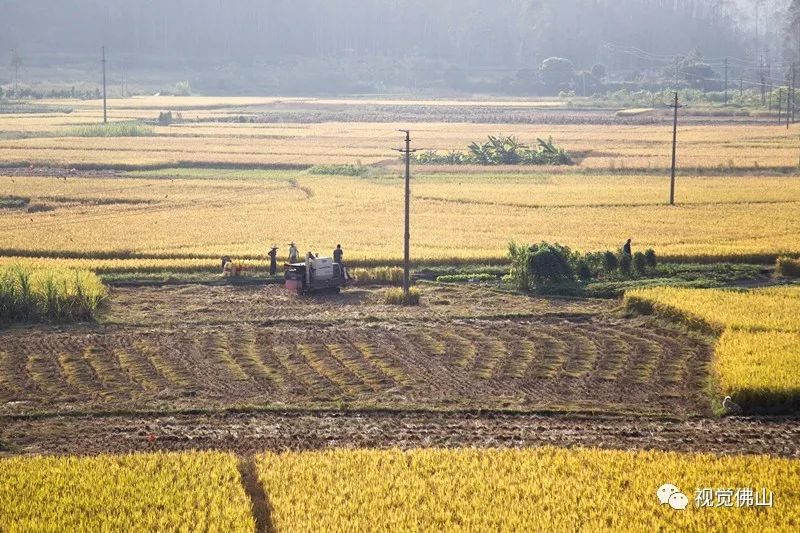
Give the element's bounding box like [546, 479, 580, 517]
[284, 255, 347, 293]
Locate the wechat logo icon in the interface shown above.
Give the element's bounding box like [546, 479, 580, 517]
[657, 484, 689, 510]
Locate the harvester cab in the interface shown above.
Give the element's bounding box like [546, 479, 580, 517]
[284, 255, 347, 293]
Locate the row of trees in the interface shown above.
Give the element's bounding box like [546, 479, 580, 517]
[5, 1, 800, 95]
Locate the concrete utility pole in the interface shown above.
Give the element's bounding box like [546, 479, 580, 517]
[792, 63, 797, 124]
[724, 57, 728, 105]
[10, 48, 22, 96]
[395, 130, 416, 298]
[779, 88, 783, 125]
[102, 46, 107, 124]
[669, 92, 679, 206]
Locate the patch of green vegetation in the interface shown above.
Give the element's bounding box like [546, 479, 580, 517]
[436, 273, 497, 283]
[584, 263, 766, 298]
[64, 121, 155, 137]
[307, 164, 367, 176]
[100, 271, 279, 285]
[0, 196, 30, 209]
[415, 135, 572, 166]
[123, 167, 301, 180]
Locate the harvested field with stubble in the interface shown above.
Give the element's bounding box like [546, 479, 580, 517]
[0, 284, 711, 418]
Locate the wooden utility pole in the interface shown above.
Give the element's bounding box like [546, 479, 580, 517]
[102, 46, 107, 124]
[395, 130, 416, 298]
[669, 92, 679, 205]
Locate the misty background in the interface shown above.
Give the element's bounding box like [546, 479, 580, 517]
[0, 0, 797, 96]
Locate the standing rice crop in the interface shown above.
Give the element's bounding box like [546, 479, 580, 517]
[0, 264, 107, 322]
[0, 451, 254, 532]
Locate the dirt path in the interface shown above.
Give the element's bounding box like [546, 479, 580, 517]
[3, 411, 798, 458]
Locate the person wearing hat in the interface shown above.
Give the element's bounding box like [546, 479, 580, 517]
[267, 245, 278, 276]
[288, 242, 299, 263]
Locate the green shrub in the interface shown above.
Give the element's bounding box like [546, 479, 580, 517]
[576, 259, 592, 281]
[776, 257, 800, 278]
[529, 243, 575, 287]
[308, 164, 367, 176]
[414, 135, 572, 166]
[644, 248, 657, 268]
[633, 252, 648, 275]
[158, 111, 173, 125]
[603, 251, 619, 272]
[619, 253, 633, 276]
[384, 287, 421, 305]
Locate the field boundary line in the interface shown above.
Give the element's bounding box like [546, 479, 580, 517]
[237, 456, 275, 533]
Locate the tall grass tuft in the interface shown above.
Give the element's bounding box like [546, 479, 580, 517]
[0, 264, 107, 323]
[64, 121, 155, 137]
[384, 287, 421, 306]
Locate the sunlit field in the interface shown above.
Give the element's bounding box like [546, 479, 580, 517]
[0, 96, 798, 170]
[1, 171, 799, 265]
[0, 451, 254, 532]
[627, 286, 800, 413]
[258, 448, 800, 532]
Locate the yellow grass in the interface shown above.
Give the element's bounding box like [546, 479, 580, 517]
[626, 286, 800, 411]
[258, 447, 800, 532]
[1, 173, 799, 265]
[0, 104, 798, 170]
[0, 451, 254, 532]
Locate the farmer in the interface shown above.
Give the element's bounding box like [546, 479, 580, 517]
[267, 246, 278, 276]
[333, 244, 349, 280]
[622, 238, 632, 256]
[288, 241, 299, 263]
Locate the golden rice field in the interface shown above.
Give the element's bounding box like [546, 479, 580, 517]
[0, 264, 106, 322]
[258, 447, 800, 532]
[0, 451, 254, 532]
[2, 172, 799, 265]
[0, 121, 795, 170]
[0, 96, 797, 170]
[3, 448, 797, 531]
[626, 286, 800, 412]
